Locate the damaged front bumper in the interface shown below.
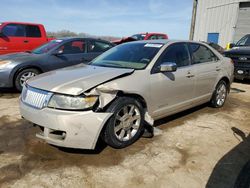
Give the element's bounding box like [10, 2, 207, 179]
[20, 100, 112, 149]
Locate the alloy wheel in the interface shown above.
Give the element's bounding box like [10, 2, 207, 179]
[114, 104, 141, 142]
[216, 83, 227, 106]
[20, 72, 37, 87]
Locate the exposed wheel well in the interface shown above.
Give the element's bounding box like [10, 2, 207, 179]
[219, 77, 230, 92]
[116, 91, 147, 110]
[13, 66, 43, 86]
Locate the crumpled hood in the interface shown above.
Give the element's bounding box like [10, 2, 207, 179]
[0, 52, 41, 62]
[225, 46, 250, 55]
[27, 64, 134, 95]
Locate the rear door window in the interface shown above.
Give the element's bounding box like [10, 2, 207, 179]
[157, 35, 166, 39]
[2, 24, 25, 37]
[148, 35, 158, 40]
[25, 25, 41, 38]
[189, 44, 218, 64]
[59, 40, 86, 54]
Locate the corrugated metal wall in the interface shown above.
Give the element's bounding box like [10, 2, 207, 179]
[193, 0, 250, 47]
[234, 3, 250, 41]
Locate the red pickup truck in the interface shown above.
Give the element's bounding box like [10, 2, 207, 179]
[0, 22, 54, 55]
[113, 32, 168, 45]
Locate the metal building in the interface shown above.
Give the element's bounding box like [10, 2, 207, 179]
[190, 0, 250, 48]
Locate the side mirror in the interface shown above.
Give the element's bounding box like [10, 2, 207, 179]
[159, 62, 177, 72]
[52, 49, 63, 56]
[228, 43, 235, 49]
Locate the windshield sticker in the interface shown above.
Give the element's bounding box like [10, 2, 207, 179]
[144, 44, 163, 48]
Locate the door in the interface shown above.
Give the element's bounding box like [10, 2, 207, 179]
[46, 39, 88, 71]
[234, 2, 250, 42]
[150, 43, 195, 118]
[0, 23, 28, 54]
[25, 25, 45, 51]
[207, 33, 219, 44]
[189, 43, 220, 100]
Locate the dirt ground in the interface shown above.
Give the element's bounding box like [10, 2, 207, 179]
[0, 82, 249, 188]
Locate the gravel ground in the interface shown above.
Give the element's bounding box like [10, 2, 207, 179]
[0, 82, 249, 188]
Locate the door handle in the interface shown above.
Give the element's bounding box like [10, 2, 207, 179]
[186, 74, 195, 78]
[23, 40, 29, 43]
[186, 71, 195, 78]
[216, 67, 221, 71]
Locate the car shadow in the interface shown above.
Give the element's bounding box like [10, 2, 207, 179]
[234, 79, 250, 85]
[0, 88, 19, 99]
[0, 88, 18, 93]
[206, 127, 250, 188]
[56, 137, 108, 155]
[154, 103, 208, 127]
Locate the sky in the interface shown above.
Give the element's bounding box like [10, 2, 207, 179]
[1, 0, 193, 39]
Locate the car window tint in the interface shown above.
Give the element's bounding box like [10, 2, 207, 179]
[60, 40, 86, 54]
[88, 41, 112, 53]
[159, 43, 190, 67]
[148, 35, 158, 40]
[2, 24, 25, 37]
[157, 35, 166, 39]
[26, 25, 41, 37]
[190, 44, 218, 64]
[131, 34, 146, 40]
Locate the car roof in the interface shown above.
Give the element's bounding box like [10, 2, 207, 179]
[54, 37, 113, 43]
[127, 39, 203, 45]
[1, 21, 44, 26]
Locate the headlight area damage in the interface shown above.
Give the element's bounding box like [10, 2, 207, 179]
[20, 67, 154, 150]
[85, 84, 154, 126]
[48, 94, 98, 111]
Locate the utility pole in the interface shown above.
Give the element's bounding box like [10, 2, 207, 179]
[189, 0, 198, 40]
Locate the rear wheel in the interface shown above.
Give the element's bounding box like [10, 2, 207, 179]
[102, 97, 145, 149]
[15, 68, 40, 91]
[210, 80, 228, 108]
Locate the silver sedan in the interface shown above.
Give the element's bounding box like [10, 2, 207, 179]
[20, 40, 234, 149]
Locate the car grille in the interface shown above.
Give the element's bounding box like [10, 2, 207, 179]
[21, 86, 51, 109]
[228, 55, 250, 68]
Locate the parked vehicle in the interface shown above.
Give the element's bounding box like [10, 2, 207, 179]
[0, 22, 54, 55]
[224, 34, 250, 80]
[20, 40, 234, 150]
[206, 42, 225, 54]
[112, 32, 168, 45]
[0, 37, 114, 91]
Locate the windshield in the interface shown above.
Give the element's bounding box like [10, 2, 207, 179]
[90, 43, 163, 70]
[32, 40, 63, 54]
[131, 34, 146, 40]
[236, 35, 250, 46]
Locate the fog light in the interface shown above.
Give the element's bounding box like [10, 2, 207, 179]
[237, 70, 244, 74]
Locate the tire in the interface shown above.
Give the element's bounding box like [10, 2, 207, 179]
[14, 68, 40, 92]
[234, 160, 250, 188]
[210, 80, 228, 108]
[102, 97, 145, 149]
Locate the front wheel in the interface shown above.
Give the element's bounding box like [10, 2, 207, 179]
[102, 97, 145, 149]
[210, 80, 228, 108]
[15, 68, 40, 91]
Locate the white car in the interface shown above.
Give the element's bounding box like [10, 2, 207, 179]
[20, 40, 234, 149]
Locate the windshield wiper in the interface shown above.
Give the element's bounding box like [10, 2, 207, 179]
[94, 64, 121, 68]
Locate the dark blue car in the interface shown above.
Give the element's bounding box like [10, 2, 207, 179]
[0, 37, 114, 91]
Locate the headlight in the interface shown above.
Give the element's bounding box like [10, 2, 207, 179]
[47, 94, 98, 110]
[0, 60, 11, 69]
